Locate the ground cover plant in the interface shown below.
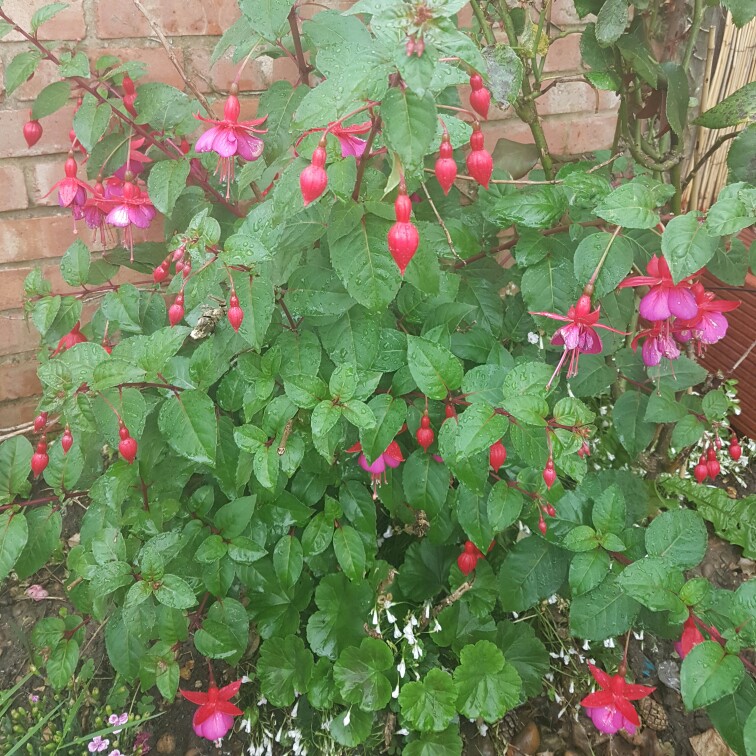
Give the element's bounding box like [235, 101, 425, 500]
[1, 0, 756, 752]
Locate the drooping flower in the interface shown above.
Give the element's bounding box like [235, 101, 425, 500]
[180, 679, 243, 741]
[348, 440, 404, 494]
[674, 614, 705, 659]
[194, 86, 267, 192]
[580, 663, 655, 736]
[631, 320, 681, 367]
[530, 294, 625, 388]
[674, 282, 739, 346]
[328, 122, 372, 158]
[102, 174, 157, 261]
[51, 322, 88, 356]
[44, 153, 91, 224]
[618, 255, 698, 321]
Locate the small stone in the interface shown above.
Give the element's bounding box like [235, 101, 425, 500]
[156, 733, 175, 753]
[657, 660, 681, 691]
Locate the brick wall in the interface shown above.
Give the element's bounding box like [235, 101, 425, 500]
[0, 0, 618, 428]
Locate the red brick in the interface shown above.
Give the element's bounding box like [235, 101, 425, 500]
[189, 42, 268, 94]
[264, 55, 301, 87]
[0, 105, 76, 158]
[536, 80, 618, 116]
[89, 47, 187, 89]
[0, 357, 41, 402]
[540, 110, 618, 154]
[551, 0, 586, 26]
[13, 58, 65, 101]
[2, 1, 86, 41]
[0, 164, 29, 211]
[0, 315, 39, 358]
[95, 0, 240, 39]
[0, 397, 38, 427]
[543, 34, 584, 73]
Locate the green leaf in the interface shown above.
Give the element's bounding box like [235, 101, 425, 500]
[306, 573, 371, 659]
[273, 535, 303, 590]
[595, 0, 628, 45]
[402, 451, 449, 517]
[158, 390, 218, 466]
[595, 183, 659, 229]
[329, 707, 374, 748]
[487, 482, 523, 532]
[328, 206, 401, 312]
[194, 598, 249, 665]
[134, 83, 194, 130]
[155, 574, 196, 609]
[359, 394, 407, 463]
[258, 635, 314, 706]
[573, 232, 634, 297]
[147, 159, 190, 215]
[73, 93, 111, 152]
[570, 549, 610, 595]
[645, 509, 707, 569]
[58, 51, 90, 78]
[644, 389, 689, 422]
[497, 536, 568, 612]
[663, 63, 690, 136]
[60, 240, 91, 287]
[727, 124, 756, 183]
[495, 620, 549, 698]
[0, 512, 29, 583]
[612, 391, 655, 456]
[5, 51, 42, 97]
[681, 641, 744, 709]
[403, 726, 463, 756]
[662, 213, 720, 284]
[570, 575, 640, 640]
[399, 669, 458, 733]
[616, 557, 686, 616]
[483, 44, 524, 106]
[239, 0, 293, 41]
[0, 437, 33, 505]
[105, 611, 145, 680]
[14, 507, 62, 579]
[31, 3, 68, 32]
[381, 87, 438, 171]
[490, 186, 568, 229]
[407, 336, 464, 401]
[708, 676, 756, 756]
[455, 403, 509, 457]
[694, 81, 756, 129]
[332, 525, 367, 581]
[48, 639, 80, 690]
[592, 485, 626, 534]
[453, 640, 521, 722]
[746, 705, 756, 756]
[32, 81, 71, 120]
[457, 485, 494, 552]
[333, 637, 394, 711]
[302, 513, 334, 557]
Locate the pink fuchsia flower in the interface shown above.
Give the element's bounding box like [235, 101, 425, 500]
[44, 153, 91, 224]
[618, 255, 698, 321]
[675, 614, 705, 659]
[88, 735, 110, 753]
[195, 87, 267, 193]
[674, 282, 739, 346]
[328, 122, 372, 158]
[632, 320, 681, 367]
[580, 663, 655, 736]
[180, 679, 243, 741]
[25, 585, 49, 601]
[530, 294, 625, 388]
[51, 322, 88, 356]
[347, 440, 404, 494]
[103, 175, 157, 261]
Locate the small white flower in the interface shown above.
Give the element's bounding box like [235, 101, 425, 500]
[603, 637, 615, 649]
[242, 675, 252, 683]
[582, 639, 591, 650]
[343, 709, 351, 727]
[291, 700, 299, 718]
[432, 619, 442, 633]
[527, 331, 540, 345]
[578, 654, 585, 663]
[397, 658, 406, 678]
[554, 692, 563, 704]
[392, 683, 400, 699]
[240, 718, 253, 734]
[371, 608, 380, 626]
[257, 696, 268, 706]
[511, 611, 519, 619]
[412, 643, 423, 660]
[606, 452, 616, 461]
[549, 652, 560, 659]
[569, 681, 575, 694]
[383, 526, 394, 539]
[424, 603, 431, 619]
[410, 615, 418, 627]
[633, 630, 644, 641]
[393, 624, 402, 639]
[386, 608, 397, 624]
[545, 673, 554, 682]
[547, 594, 557, 605]
[477, 722, 489, 736]
[403, 624, 416, 645]
[396, 728, 409, 737]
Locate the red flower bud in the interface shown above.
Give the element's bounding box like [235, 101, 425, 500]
[23, 119, 43, 148]
[33, 412, 48, 433]
[153, 262, 170, 283]
[693, 463, 708, 483]
[224, 93, 241, 122]
[416, 413, 434, 452]
[300, 145, 328, 206]
[435, 137, 457, 196]
[729, 442, 742, 461]
[168, 294, 185, 327]
[542, 459, 557, 490]
[706, 459, 720, 479]
[538, 514, 547, 535]
[61, 427, 73, 454]
[227, 293, 244, 332]
[118, 425, 138, 464]
[545, 504, 556, 517]
[489, 440, 507, 471]
[31, 440, 49, 478]
[466, 147, 493, 189]
[394, 192, 413, 223]
[469, 76, 491, 120]
[707, 447, 717, 461]
[387, 221, 419, 276]
[457, 550, 478, 576]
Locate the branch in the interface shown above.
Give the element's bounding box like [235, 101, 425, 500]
[288, 7, 311, 86]
[352, 115, 381, 201]
[682, 131, 740, 191]
[131, 0, 211, 112]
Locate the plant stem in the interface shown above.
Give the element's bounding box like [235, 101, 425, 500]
[469, 0, 496, 45]
[682, 0, 704, 71]
[288, 7, 311, 86]
[352, 115, 381, 201]
[588, 225, 622, 288]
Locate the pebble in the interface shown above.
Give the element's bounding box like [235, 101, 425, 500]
[156, 734, 176, 753]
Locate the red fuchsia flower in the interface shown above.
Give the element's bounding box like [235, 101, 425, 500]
[82, 180, 114, 247]
[194, 86, 266, 193]
[618, 255, 699, 322]
[51, 322, 88, 356]
[329, 122, 372, 158]
[631, 320, 681, 367]
[674, 614, 705, 659]
[44, 153, 91, 224]
[530, 294, 625, 388]
[180, 679, 243, 741]
[580, 663, 655, 736]
[674, 282, 740, 347]
[347, 440, 404, 494]
[103, 174, 157, 261]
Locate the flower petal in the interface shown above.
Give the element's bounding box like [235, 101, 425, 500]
[668, 287, 699, 319]
[235, 133, 264, 161]
[212, 127, 239, 157]
[697, 311, 728, 344]
[639, 287, 671, 321]
[195, 126, 220, 153]
[106, 205, 131, 227]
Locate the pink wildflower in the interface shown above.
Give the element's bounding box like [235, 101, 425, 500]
[328, 122, 372, 158]
[530, 294, 625, 388]
[580, 663, 654, 736]
[25, 585, 49, 601]
[88, 736, 110, 753]
[632, 320, 681, 367]
[618, 255, 698, 321]
[194, 87, 266, 193]
[108, 713, 128, 733]
[180, 679, 243, 741]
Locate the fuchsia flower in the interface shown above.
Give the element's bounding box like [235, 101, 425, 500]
[580, 663, 655, 736]
[531, 294, 625, 388]
[195, 88, 266, 192]
[632, 320, 681, 367]
[51, 322, 88, 356]
[347, 440, 404, 493]
[180, 679, 243, 741]
[102, 175, 157, 261]
[674, 282, 739, 346]
[619, 255, 698, 321]
[44, 153, 91, 224]
[675, 614, 705, 659]
[328, 122, 372, 158]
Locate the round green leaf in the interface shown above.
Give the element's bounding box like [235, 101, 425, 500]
[681, 641, 745, 709]
[333, 637, 394, 711]
[399, 669, 458, 732]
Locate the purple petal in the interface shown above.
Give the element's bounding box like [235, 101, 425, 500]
[338, 135, 367, 158]
[235, 133, 264, 161]
[559, 323, 582, 351]
[359, 454, 385, 474]
[642, 338, 662, 366]
[659, 335, 680, 360]
[580, 327, 603, 354]
[697, 312, 728, 344]
[639, 287, 671, 321]
[106, 205, 130, 227]
[668, 287, 699, 320]
[195, 127, 220, 153]
[212, 128, 238, 158]
[128, 204, 156, 229]
[587, 706, 625, 735]
[384, 453, 401, 469]
[675, 328, 693, 343]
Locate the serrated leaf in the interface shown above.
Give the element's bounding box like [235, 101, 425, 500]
[147, 159, 190, 215]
